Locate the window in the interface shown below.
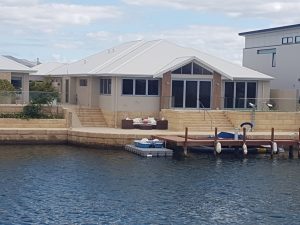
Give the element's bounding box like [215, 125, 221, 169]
[148, 80, 159, 95]
[135, 79, 146, 95]
[182, 63, 192, 74]
[257, 48, 276, 54]
[295, 36, 300, 43]
[100, 79, 111, 95]
[11, 76, 22, 91]
[282, 37, 293, 44]
[172, 62, 212, 75]
[272, 52, 276, 67]
[122, 79, 159, 96]
[122, 79, 133, 95]
[257, 48, 277, 67]
[79, 79, 87, 86]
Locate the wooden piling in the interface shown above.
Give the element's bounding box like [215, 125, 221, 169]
[289, 145, 294, 159]
[214, 127, 218, 155]
[183, 127, 188, 156]
[271, 128, 274, 158]
[298, 128, 300, 158]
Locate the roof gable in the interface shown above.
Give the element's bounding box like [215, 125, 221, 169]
[0, 56, 36, 73]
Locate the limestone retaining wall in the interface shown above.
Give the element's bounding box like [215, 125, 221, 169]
[225, 111, 300, 131]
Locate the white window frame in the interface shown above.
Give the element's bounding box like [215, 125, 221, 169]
[100, 78, 111, 95]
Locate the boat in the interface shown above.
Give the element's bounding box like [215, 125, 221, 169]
[134, 138, 164, 148]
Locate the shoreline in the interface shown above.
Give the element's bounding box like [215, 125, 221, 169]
[0, 127, 298, 149]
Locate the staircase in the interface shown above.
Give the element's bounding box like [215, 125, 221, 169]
[162, 110, 235, 131]
[75, 108, 107, 127]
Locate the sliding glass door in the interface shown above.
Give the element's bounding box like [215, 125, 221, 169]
[172, 80, 184, 107]
[172, 80, 211, 109]
[185, 81, 198, 108]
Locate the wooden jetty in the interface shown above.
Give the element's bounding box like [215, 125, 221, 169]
[153, 127, 300, 157]
[125, 145, 173, 157]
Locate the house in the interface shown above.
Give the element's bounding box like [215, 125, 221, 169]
[40, 40, 272, 127]
[0, 55, 36, 103]
[239, 24, 300, 110]
[30, 62, 66, 95]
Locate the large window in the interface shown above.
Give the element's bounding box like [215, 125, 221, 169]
[122, 79, 159, 96]
[100, 78, 111, 95]
[295, 36, 300, 43]
[172, 62, 213, 75]
[224, 81, 257, 109]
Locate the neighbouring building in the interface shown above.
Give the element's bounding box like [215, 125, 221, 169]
[239, 24, 300, 110]
[0, 55, 36, 103]
[35, 40, 273, 126]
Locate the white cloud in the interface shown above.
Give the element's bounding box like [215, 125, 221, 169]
[123, 0, 300, 25]
[0, 1, 122, 30]
[53, 41, 83, 49]
[86, 31, 112, 40]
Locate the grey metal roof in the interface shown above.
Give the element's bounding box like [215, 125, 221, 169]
[51, 40, 273, 81]
[0, 56, 36, 73]
[239, 24, 300, 36]
[31, 62, 66, 76]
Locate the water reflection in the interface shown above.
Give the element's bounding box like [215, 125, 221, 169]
[0, 145, 300, 224]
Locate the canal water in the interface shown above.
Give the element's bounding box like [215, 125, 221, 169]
[0, 145, 300, 225]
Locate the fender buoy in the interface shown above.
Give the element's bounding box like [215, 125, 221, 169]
[273, 142, 278, 154]
[242, 143, 248, 155]
[216, 142, 222, 154]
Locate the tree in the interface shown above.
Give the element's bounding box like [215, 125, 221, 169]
[0, 79, 16, 104]
[22, 77, 60, 118]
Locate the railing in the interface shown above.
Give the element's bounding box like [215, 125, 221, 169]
[0, 91, 63, 117]
[0, 91, 62, 104]
[199, 100, 214, 130]
[222, 97, 300, 112]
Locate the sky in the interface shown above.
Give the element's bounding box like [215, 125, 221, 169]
[0, 0, 299, 65]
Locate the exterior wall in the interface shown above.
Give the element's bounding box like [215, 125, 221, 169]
[270, 89, 298, 111]
[243, 44, 300, 90]
[76, 77, 90, 106]
[0, 72, 11, 80]
[256, 80, 271, 110]
[226, 110, 300, 131]
[212, 72, 221, 109]
[161, 72, 171, 109]
[91, 77, 100, 107]
[242, 28, 300, 94]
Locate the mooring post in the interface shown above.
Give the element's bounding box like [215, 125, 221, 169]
[271, 127, 275, 158]
[183, 127, 188, 156]
[214, 127, 218, 155]
[289, 145, 294, 159]
[298, 128, 300, 158]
